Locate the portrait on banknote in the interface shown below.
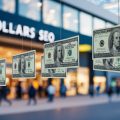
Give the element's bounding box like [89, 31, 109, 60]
[54, 44, 64, 65]
[17, 55, 26, 74]
[108, 28, 120, 54]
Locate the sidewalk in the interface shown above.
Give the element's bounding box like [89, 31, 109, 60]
[0, 95, 120, 115]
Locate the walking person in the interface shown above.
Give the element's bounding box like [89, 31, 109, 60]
[16, 82, 22, 100]
[47, 83, 56, 102]
[116, 85, 120, 96]
[96, 84, 100, 96]
[27, 83, 37, 105]
[38, 84, 43, 98]
[0, 86, 12, 106]
[107, 86, 113, 102]
[89, 85, 94, 97]
[60, 84, 67, 98]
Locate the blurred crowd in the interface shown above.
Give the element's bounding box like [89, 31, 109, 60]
[0, 78, 67, 106]
[0, 79, 120, 106]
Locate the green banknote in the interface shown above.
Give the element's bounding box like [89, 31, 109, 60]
[12, 50, 36, 78]
[41, 56, 66, 78]
[93, 57, 120, 72]
[93, 26, 120, 58]
[44, 36, 79, 68]
[0, 59, 6, 86]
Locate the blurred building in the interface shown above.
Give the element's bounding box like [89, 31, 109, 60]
[0, 0, 119, 98]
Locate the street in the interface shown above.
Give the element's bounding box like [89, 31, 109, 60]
[0, 95, 120, 120]
[0, 102, 120, 120]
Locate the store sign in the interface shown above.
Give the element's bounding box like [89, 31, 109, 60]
[0, 20, 55, 43]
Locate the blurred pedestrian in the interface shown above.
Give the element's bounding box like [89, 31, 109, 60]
[27, 83, 37, 105]
[47, 83, 55, 102]
[96, 84, 100, 96]
[0, 86, 12, 106]
[16, 82, 22, 100]
[107, 86, 113, 102]
[38, 84, 43, 98]
[60, 84, 67, 97]
[116, 85, 120, 96]
[89, 85, 94, 97]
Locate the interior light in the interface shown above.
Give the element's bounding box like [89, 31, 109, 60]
[37, 2, 42, 7]
[6, 78, 10, 84]
[79, 44, 92, 52]
[21, 0, 31, 4]
[49, 9, 56, 14]
[64, 12, 71, 17]
[73, 19, 78, 24]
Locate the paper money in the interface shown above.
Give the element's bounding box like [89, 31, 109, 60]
[93, 26, 120, 58]
[44, 36, 79, 68]
[12, 50, 36, 78]
[0, 59, 6, 86]
[93, 57, 120, 72]
[41, 56, 66, 78]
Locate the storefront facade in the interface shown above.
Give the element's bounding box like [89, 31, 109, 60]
[0, 0, 117, 98]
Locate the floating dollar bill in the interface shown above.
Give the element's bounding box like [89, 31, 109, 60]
[0, 59, 6, 86]
[12, 50, 36, 78]
[93, 26, 120, 58]
[93, 57, 120, 72]
[44, 36, 79, 68]
[41, 56, 66, 78]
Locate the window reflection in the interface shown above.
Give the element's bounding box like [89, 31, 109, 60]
[80, 12, 92, 36]
[19, 0, 41, 21]
[63, 6, 79, 32]
[43, 0, 61, 27]
[0, 0, 15, 13]
[93, 17, 106, 30]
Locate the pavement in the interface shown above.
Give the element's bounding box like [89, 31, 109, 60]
[0, 94, 120, 115]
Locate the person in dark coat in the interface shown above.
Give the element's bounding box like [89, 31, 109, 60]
[116, 85, 120, 96]
[38, 85, 43, 98]
[107, 86, 113, 102]
[60, 84, 67, 97]
[27, 83, 37, 105]
[16, 82, 22, 100]
[0, 86, 12, 106]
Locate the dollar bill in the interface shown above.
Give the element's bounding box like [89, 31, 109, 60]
[12, 50, 36, 78]
[93, 26, 120, 58]
[93, 57, 120, 72]
[41, 56, 66, 78]
[0, 59, 6, 86]
[44, 36, 79, 68]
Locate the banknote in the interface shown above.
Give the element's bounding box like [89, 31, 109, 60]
[93, 57, 120, 72]
[12, 50, 36, 78]
[44, 36, 79, 68]
[93, 26, 120, 58]
[41, 56, 66, 78]
[0, 59, 6, 86]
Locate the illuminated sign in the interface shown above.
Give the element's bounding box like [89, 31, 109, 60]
[0, 20, 55, 43]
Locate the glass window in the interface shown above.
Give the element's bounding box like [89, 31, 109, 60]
[0, 0, 15, 13]
[63, 6, 79, 32]
[106, 22, 114, 28]
[43, 0, 61, 27]
[80, 12, 92, 36]
[19, 0, 41, 21]
[93, 17, 106, 30]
